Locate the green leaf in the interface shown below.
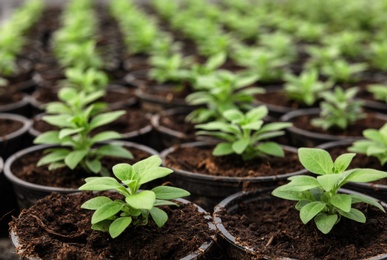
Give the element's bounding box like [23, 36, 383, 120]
[350, 193, 385, 212]
[152, 186, 190, 199]
[139, 167, 173, 185]
[213, 142, 234, 156]
[59, 128, 84, 139]
[90, 131, 122, 144]
[149, 207, 168, 227]
[42, 114, 73, 128]
[33, 131, 61, 145]
[223, 109, 244, 122]
[272, 185, 311, 201]
[300, 201, 326, 224]
[333, 153, 356, 173]
[284, 175, 321, 191]
[314, 213, 338, 234]
[81, 196, 112, 210]
[257, 142, 284, 157]
[94, 144, 133, 159]
[125, 190, 156, 209]
[91, 201, 124, 224]
[65, 149, 88, 169]
[85, 159, 102, 173]
[317, 174, 343, 192]
[79, 177, 122, 191]
[89, 110, 125, 130]
[112, 163, 134, 182]
[337, 208, 366, 223]
[36, 149, 70, 166]
[109, 217, 132, 238]
[298, 148, 333, 175]
[232, 138, 249, 154]
[344, 168, 387, 183]
[91, 220, 111, 232]
[331, 194, 351, 212]
[132, 155, 161, 173]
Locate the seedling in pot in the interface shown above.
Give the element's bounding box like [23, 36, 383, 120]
[79, 155, 190, 238]
[62, 67, 109, 93]
[348, 123, 387, 165]
[369, 41, 387, 71]
[367, 84, 387, 103]
[33, 87, 132, 176]
[272, 148, 387, 234]
[185, 70, 263, 123]
[321, 59, 367, 84]
[311, 87, 365, 130]
[195, 106, 292, 161]
[284, 69, 332, 106]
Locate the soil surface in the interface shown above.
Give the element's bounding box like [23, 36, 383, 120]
[164, 145, 303, 177]
[217, 192, 387, 260]
[0, 92, 25, 107]
[11, 147, 154, 188]
[291, 113, 387, 136]
[0, 119, 23, 138]
[9, 192, 215, 259]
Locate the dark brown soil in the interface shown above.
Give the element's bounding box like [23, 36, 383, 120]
[11, 147, 153, 188]
[218, 194, 387, 260]
[255, 90, 318, 110]
[164, 146, 303, 177]
[291, 113, 387, 136]
[9, 192, 215, 259]
[0, 92, 24, 107]
[0, 119, 23, 137]
[159, 113, 196, 138]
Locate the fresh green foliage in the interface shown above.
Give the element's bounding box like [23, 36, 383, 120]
[367, 84, 387, 103]
[148, 53, 192, 84]
[322, 31, 365, 59]
[312, 87, 365, 130]
[185, 70, 263, 123]
[272, 148, 387, 234]
[79, 155, 190, 238]
[349, 123, 387, 165]
[321, 60, 367, 83]
[369, 42, 387, 71]
[33, 87, 132, 175]
[305, 45, 341, 70]
[284, 69, 332, 106]
[63, 67, 109, 93]
[195, 106, 292, 160]
[0, 0, 43, 76]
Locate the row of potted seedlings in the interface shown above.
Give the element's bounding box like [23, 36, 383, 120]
[2, 0, 387, 259]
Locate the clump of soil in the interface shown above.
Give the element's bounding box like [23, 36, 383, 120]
[10, 192, 215, 259]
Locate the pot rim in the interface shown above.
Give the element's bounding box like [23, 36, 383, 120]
[213, 187, 387, 260]
[280, 108, 387, 141]
[160, 141, 308, 182]
[9, 193, 215, 260]
[0, 113, 31, 142]
[4, 141, 159, 193]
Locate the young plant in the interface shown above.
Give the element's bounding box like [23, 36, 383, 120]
[321, 59, 367, 83]
[272, 148, 387, 234]
[62, 67, 109, 93]
[148, 53, 192, 84]
[348, 123, 387, 165]
[79, 155, 190, 238]
[185, 70, 263, 123]
[284, 69, 332, 106]
[312, 87, 365, 130]
[369, 41, 387, 71]
[367, 84, 387, 103]
[195, 106, 292, 161]
[33, 87, 132, 175]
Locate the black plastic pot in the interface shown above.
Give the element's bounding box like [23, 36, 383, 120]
[213, 188, 387, 260]
[280, 108, 387, 147]
[135, 84, 191, 113]
[9, 193, 215, 260]
[151, 107, 197, 150]
[3, 141, 159, 209]
[0, 93, 31, 116]
[0, 113, 32, 159]
[160, 142, 307, 211]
